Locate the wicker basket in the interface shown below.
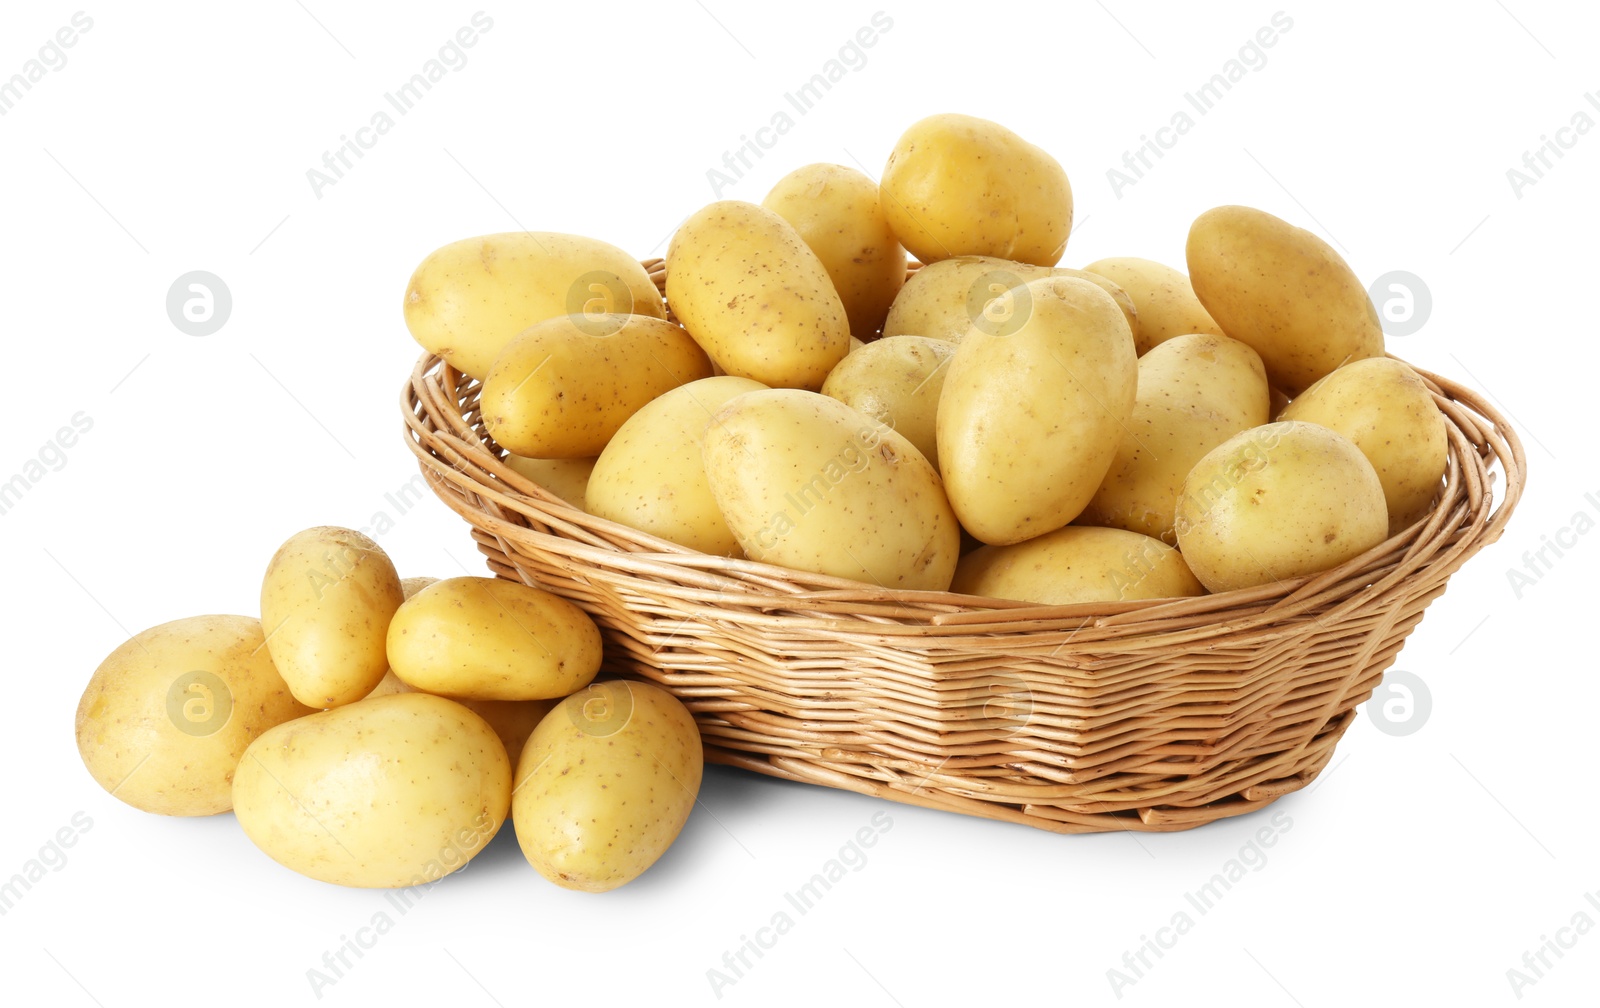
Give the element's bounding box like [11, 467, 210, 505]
[401, 259, 1526, 834]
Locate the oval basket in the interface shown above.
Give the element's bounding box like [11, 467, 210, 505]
[401, 258, 1526, 834]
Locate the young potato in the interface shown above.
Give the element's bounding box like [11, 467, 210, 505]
[502, 455, 597, 512]
[666, 201, 851, 391]
[1080, 256, 1225, 355]
[513, 681, 702, 892]
[881, 113, 1072, 267]
[1174, 421, 1389, 593]
[233, 693, 511, 888]
[1280, 358, 1449, 533]
[938, 276, 1137, 545]
[763, 164, 906, 340]
[702, 389, 961, 590]
[365, 671, 555, 768]
[587, 375, 766, 555]
[261, 526, 403, 708]
[881, 255, 1137, 345]
[387, 576, 602, 701]
[820, 335, 954, 468]
[75, 615, 315, 816]
[1186, 206, 1384, 395]
[1080, 333, 1270, 542]
[403, 232, 665, 380]
[482, 313, 712, 459]
[952, 526, 1203, 605]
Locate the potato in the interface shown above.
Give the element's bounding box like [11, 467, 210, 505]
[938, 276, 1137, 545]
[763, 164, 906, 340]
[399, 576, 438, 600]
[482, 313, 711, 459]
[702, 389, 960, 590]
[503, 455, 596, 511]
[1079, 333, 1270, 542]
[587, 375, 766, 555]
[261, 526, 403, 708]
[365, 671, 554, 768]
[513, 680, 702, 892]
[74, 615, 314, 816]
[1280, 358, 1449, 533]
[820, 335, 954, 467]
[386, 576, 601, 701]
[1186, 206, 1384, 395]
[233, 693, 510, 888]
[952, 527, 1203, 605]
[666, 201, 851, 390]
[1174, 421, 1389, 593]
[1080, 256, 1224, 355]
[403, 232, 665, 380]
[881, 255, 1137, 345]
[881, 113, 1072, 267]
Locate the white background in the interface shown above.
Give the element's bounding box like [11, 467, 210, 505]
[2, 2, 1595, 1005]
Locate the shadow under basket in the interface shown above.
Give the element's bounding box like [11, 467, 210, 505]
[401, 260, 1526, 834]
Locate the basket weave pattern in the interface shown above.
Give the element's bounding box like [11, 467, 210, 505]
[401, 259, 1525, 834]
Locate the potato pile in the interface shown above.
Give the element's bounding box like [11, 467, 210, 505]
[75, 526, 701, 892]
[403, 112, 1449, 605]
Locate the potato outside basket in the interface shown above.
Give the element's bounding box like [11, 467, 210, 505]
[400, 258, 1526, 834]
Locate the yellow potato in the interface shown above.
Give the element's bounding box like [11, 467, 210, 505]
[260, 526, 403, 708]
[1280, 358, 1449, 533]
[763, 163, 906, 340]
[666, 201, 851, 391]
[881, 113, 1072, 267]
[1081, 256, 1224, 355]
[403, 232, 664, 380]
[233, 693, 511, 888]
[587, 375, 766, 555]
[937, 276, 1137, 545]
[513, 680, 702, 892]
[74, 615, 314, 816]
[399, 576, 438, 600]
[952, 526, 1203, 605]
[881, 256, 1137, 345]
[482, 313, 712, 459]
[1186, 206, 1384, 395]
[503, 455, 596, 511]
[386, 576, 601, 701]
[1174, 420, 1389, 593]
[819, 335, 954, 468]
[365, 671, 554, 767]
[1080, 333, 1270, 542]
[702, 389, 960, 590]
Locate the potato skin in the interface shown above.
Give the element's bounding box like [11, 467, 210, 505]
[587, 375, 766, 555]
[701, 389, 961, 590]
[763, 164, 906, 340]
[364, 671, 554, 768]
[513, 681, 703, 892]
[881, 255, 1137, 346]
[1174, 420, 1389, 593]
[937, 276, 1137, 545]
[1280, 358, 1448, 533]
[1081, 256, 1224, 355]
[74, 615, 314, 816]
[952, 526, 1203, 605]
[386, 576, 602, 701]
[1186, 205, 1384, 395]
[503, 455, 596, 512]
[820, 335, 954, 469]
[233, 693, 511, 888]
[403, 232, 664, 380]
[1080, 333, 1269, 542]
[881, 113, 1072, 267]
[482, 313, 712, 459]
[666, 201, 851, 391]
[260, 527, 403, 709]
